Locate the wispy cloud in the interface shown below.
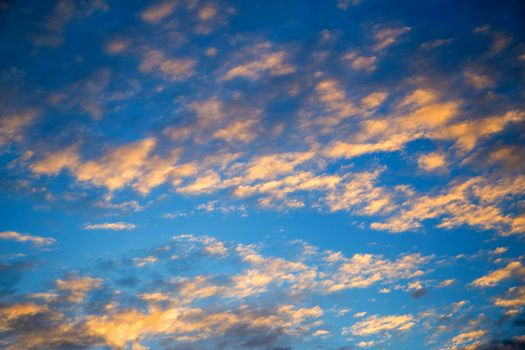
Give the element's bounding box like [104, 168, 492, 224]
[0, 231, 55, 246]
[83, 222, 136, 230]
[344, 314, 415, 336]
[140, 1, 177, 23]
[221, 43, 296, 80]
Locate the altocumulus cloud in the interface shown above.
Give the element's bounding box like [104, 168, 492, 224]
[1, 0, 525, 349]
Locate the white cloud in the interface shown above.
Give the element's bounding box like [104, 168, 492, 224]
[84, 222, 136, 231]
[0, 231, 55, 246]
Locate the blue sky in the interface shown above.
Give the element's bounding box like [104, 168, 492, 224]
[0, 0, 525, 349]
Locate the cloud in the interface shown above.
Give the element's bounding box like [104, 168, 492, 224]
[140, 49, 196, 81]
[31, 138, 197, 194]
[439, 279, 455, 287]
[474, 25, 512, 56]
[209, 200, 246, 213]
[84, 222, 136, 230]
[198, 4, 217, 21]
[0, 302, 49, 332]
[213, 119, 258, 143]
[133, 255, 158, 267]
[372, 174, 525, 235]
[245, 151, 315, 181]
[361, 92, 388, 109]
[373, 26, 411, 51]
[472, 261, 525, 287]
[493, 286, 525, 311]
[321, 252, 428, 293]
[324, 170, 394, 215]
[105, 38, 130, 54]
[0, 110, 37, 147]
[357, 340, 376, 347]
[323, 88, 460, 159]
[56, 275, 103, 302]
[464, 70, 495, 90]
[140, 1, 177, 23]
[343, 51, 377, 71]
[2, 2, 525, 349]
[469, 338, 525, 350]
[430, 110, 524, 152]
[0, 231, 55, 246]
[345, 314, 415, 336]
[18, 82, 522, 238]
[173, 234, 228, 257]
[164, 95, 263, 146]
[30, 146, 80, 175]
[492, 247, 508, 255]
[418, 152, 447, 171]
[311, 79, 359, 129]
[451, 330, 486, 348]
[221, 44, 296, 80]
[337, 0, 361, 10]
[177, 170, 223, 194]
[1, 236, 333, 348]
[0, 234, 481, 349]
[83, 303, 322, 349]
[420, 38, 454, 51]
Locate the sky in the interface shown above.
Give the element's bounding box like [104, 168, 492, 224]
[0, 0, 524, 349]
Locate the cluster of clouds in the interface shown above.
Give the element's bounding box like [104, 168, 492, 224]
[2, 233, 524, 349]
[20, 84, 524, 236]
[0, 1, 522, 242]
[2, 233, 522, 349]
[0, 1, 524, 348]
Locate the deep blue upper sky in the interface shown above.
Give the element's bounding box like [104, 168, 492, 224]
[0, 0, 524, 349]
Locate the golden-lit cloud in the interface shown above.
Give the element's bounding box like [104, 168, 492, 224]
[140, 1, 177, 23]
[56, 276, 103, 303]
[493, 286, 525, 310]
[2, 2, 525, 349]
[245, 151, 315, 181]
[324, 89, 460, 159]
[372, 174, 525, 235]
[450, 330, 487, 348]
[31, 138, 198, 194]
[213, 119, 258, 143]
[0, 233, 508, 349]
[0, 302, 49, 332]
[324, 170, 394, 214]
[0, 110, 38, 147]
[431, 110, 524, 152]
[221, 44, 296, 80]
[345, 314, 415, 336]
[343, 51, 377, 71]
[472, 261, 525, 287]
[312, 79, 359, 129]
[418, 152, 447, 171]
